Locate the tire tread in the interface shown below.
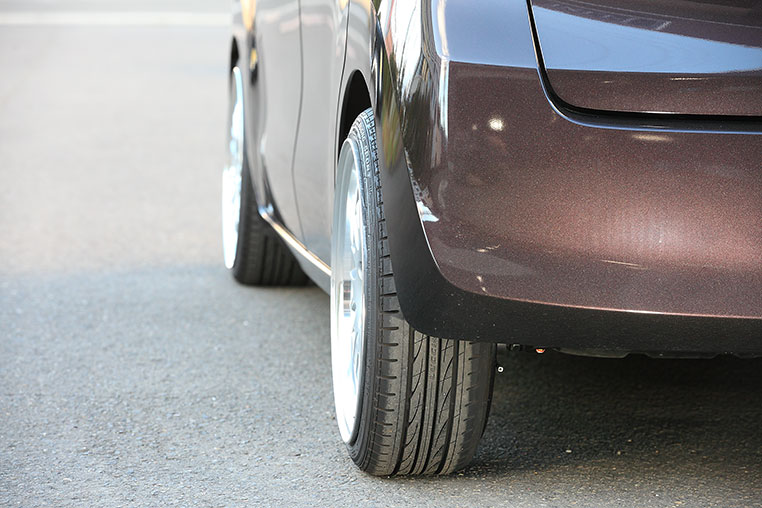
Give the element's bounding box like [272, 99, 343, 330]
[347, 109, 495, 476]
[232, 160, 309, 286]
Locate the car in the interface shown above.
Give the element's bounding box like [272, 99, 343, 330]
[221, 0, 762, 475]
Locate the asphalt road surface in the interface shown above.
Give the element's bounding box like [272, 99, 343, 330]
[1, 2, 761, 507]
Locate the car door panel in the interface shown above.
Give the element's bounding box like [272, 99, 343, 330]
[292, 0, 350, 262]
[245, 0, 304, 237]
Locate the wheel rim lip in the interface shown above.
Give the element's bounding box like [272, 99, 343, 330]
[331, 138, 368, 445]
[222, 67, 244, 269]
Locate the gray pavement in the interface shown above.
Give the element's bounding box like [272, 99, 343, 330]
[1, 2, 761, 507]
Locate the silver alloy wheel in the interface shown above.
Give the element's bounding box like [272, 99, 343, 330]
[331, 138, 368, 444]
[222, 67, 245, 269]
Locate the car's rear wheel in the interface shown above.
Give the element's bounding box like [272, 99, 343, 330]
[331, 109, 496, 476]
[222, 67, 308, 286]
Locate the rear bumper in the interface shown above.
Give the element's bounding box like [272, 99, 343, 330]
[378, 77, 762, 351]
[426, 62, 762, 322]
[374, 0, 762, 352]
[382, 145, 762, 353]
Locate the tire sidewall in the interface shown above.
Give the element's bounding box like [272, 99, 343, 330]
[339, 114, 387, 467]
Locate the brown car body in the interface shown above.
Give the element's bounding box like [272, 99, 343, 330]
[231, 0, 762, 353]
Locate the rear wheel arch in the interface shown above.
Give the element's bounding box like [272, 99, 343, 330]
[341, 3, 446, 337]
[337, 70, 373, 164]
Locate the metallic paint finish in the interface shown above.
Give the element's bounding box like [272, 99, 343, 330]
[240, 0, 305, 240]
[232, 0, 332, 286]
[233, 0, 762, 349]
[292, 0, 350, 263]
[361, 0, 762, 346]
[530, 0, 762, 116]
[434, 64, 762, 318]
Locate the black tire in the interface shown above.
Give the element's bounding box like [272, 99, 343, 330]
[341, 109, 496, 475]
[226, 68, 308, 286]
[231, 162, 309, 286]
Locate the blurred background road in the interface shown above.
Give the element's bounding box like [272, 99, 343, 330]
[1, 1, 761, 507]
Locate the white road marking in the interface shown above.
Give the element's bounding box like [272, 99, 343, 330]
[0, 11, 229, 26]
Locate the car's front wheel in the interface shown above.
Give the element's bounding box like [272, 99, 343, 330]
[331, 109, 497, 476]
[222, 67, 308, 286]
